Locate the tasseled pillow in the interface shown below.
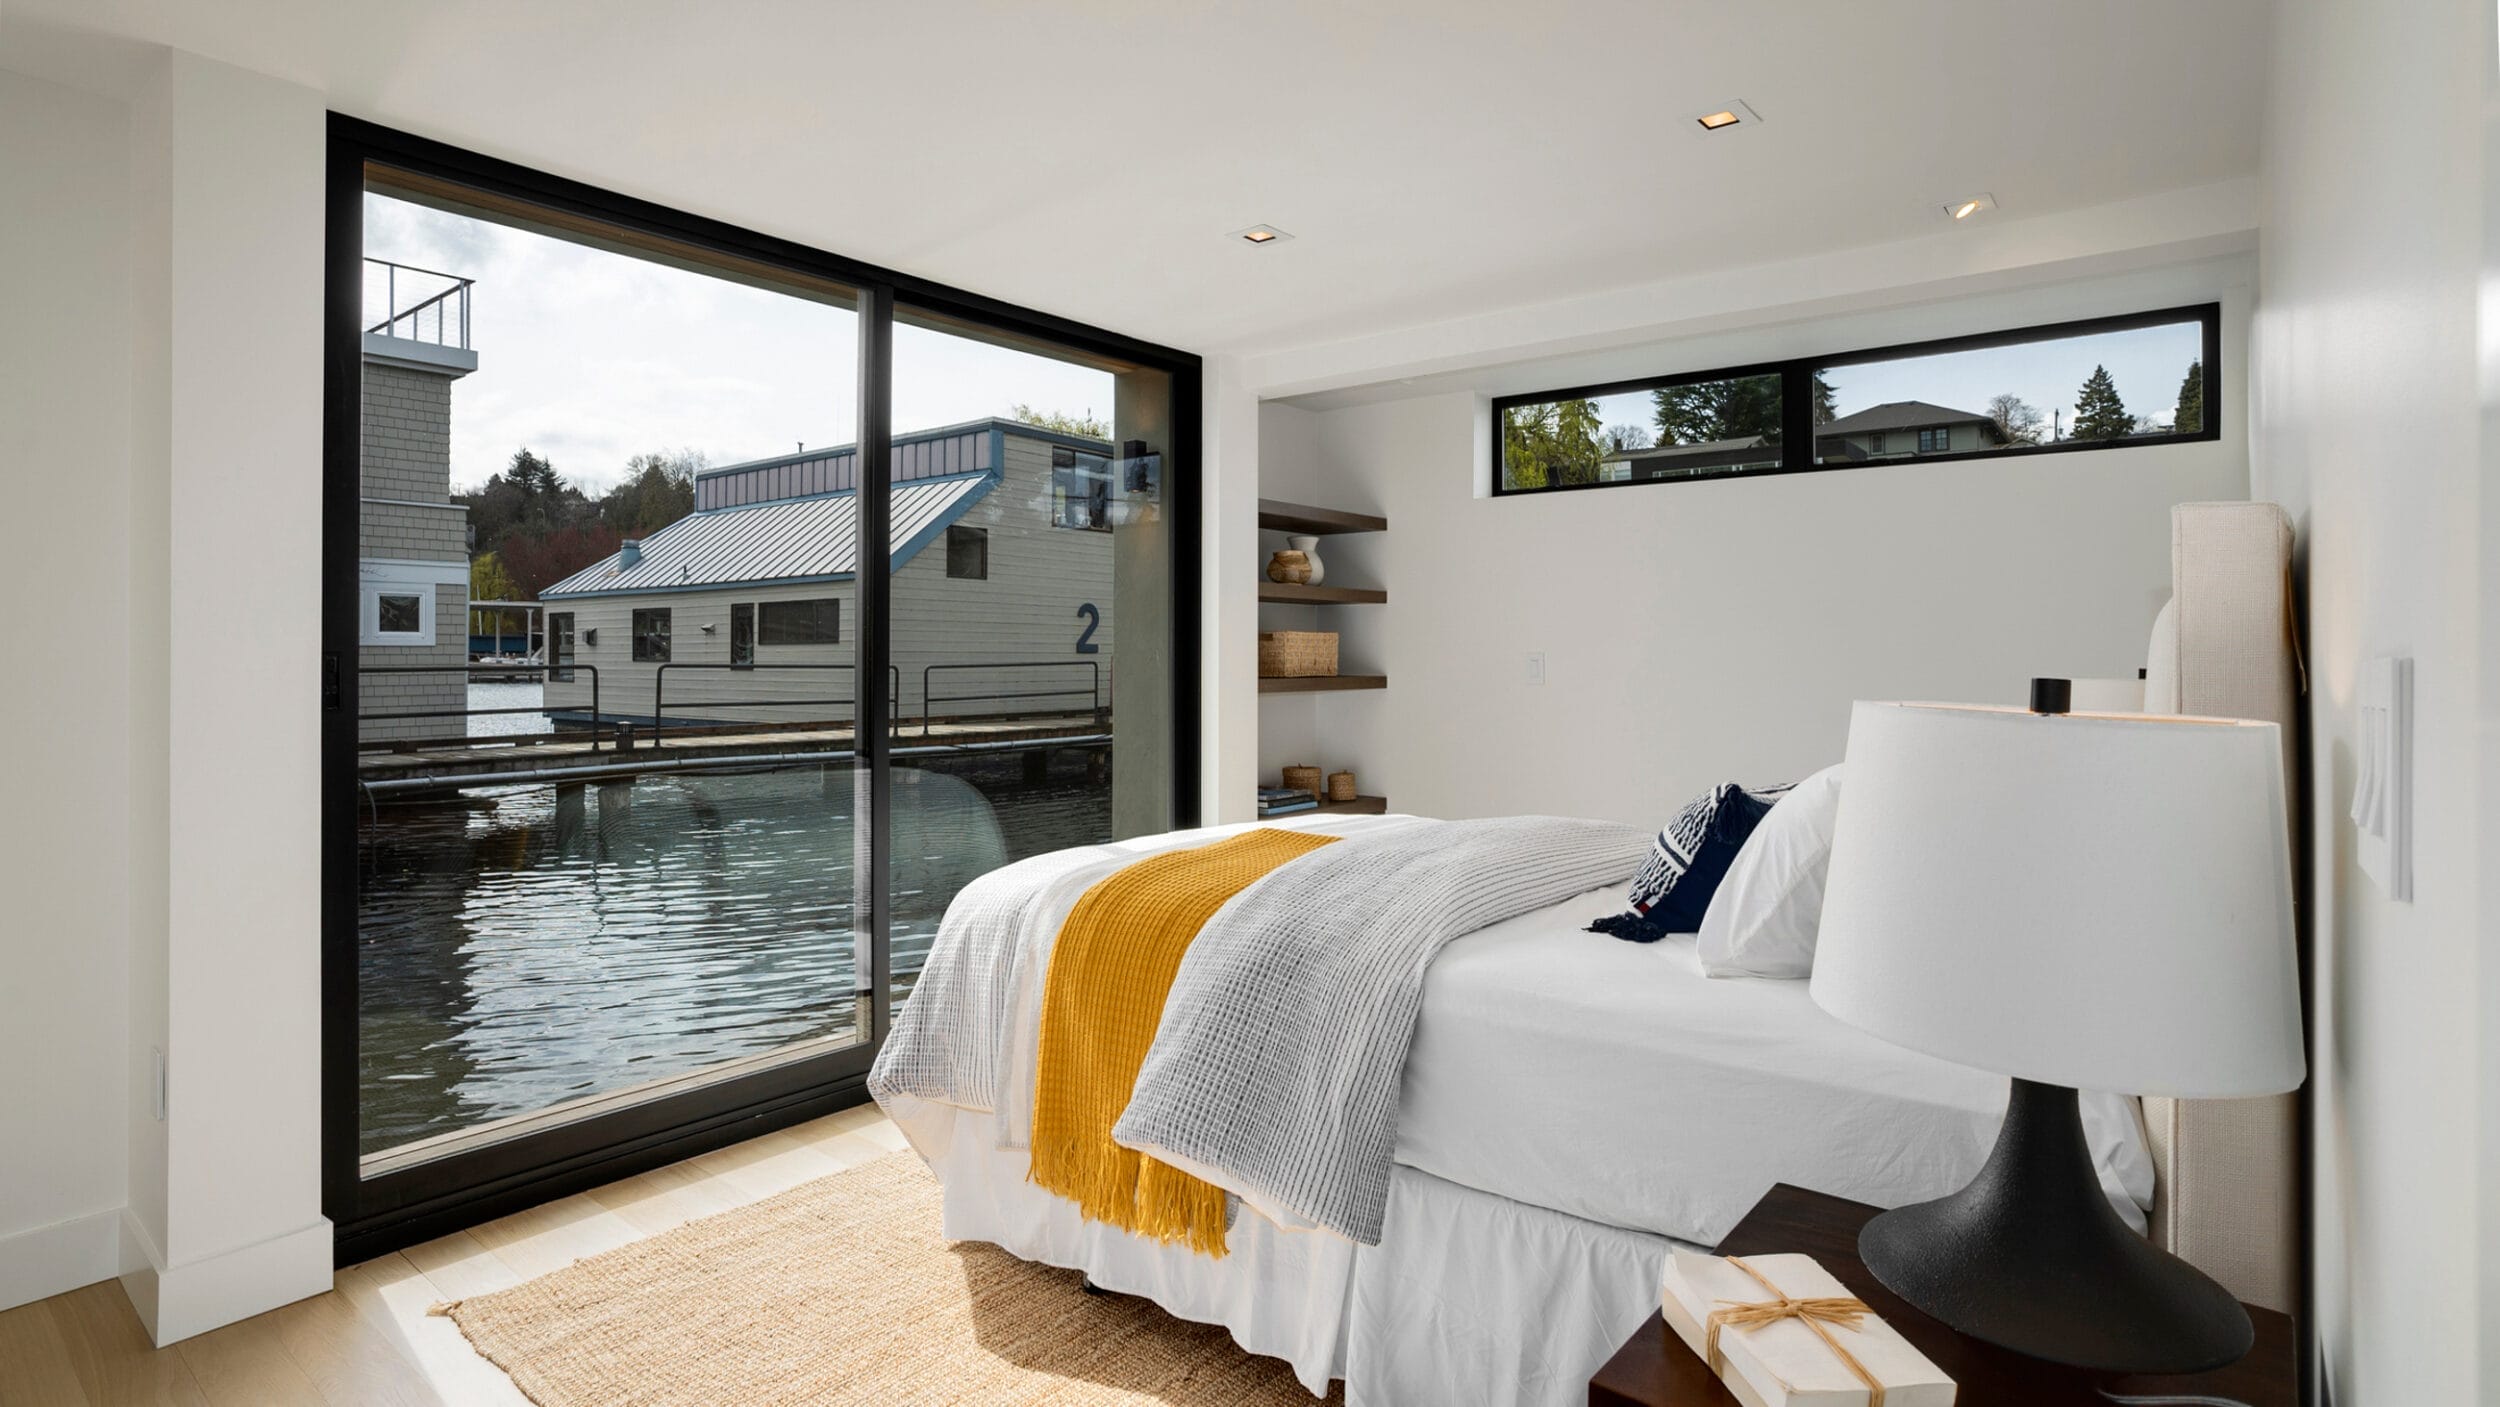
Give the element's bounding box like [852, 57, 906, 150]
[1589, 782, 1783, 943]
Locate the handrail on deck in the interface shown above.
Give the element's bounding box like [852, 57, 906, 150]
[365, 257, 473, 350]
[651, 663, 902, 746]
[921, 661, 1103, 737]
[357, 663, 600, 752]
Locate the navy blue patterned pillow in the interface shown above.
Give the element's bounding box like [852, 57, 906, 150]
[1588, 783, 1781, 943]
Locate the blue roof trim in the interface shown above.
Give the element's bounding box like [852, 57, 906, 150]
[890, 469, 996, 573]
[538, 468, 1000, 600]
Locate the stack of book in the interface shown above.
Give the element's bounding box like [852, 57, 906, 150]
[1257, 786, 1318, 817]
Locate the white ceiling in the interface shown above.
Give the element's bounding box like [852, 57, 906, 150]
[6, 0, 2273, 359]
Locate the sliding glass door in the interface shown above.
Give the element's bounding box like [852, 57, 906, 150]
[880, 312, 1180, 1006]
[324, 120, 1197, 1259]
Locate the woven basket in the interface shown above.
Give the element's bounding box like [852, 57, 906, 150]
[1258, 631, 1339, 678]
[1326, 771, 1357, 802]
[1281, 765, 1322, 795]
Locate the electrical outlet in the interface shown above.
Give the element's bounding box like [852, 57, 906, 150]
[1525, 652, 1545, 686]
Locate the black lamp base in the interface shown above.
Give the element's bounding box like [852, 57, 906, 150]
[1858, 1077, 2254, 1374]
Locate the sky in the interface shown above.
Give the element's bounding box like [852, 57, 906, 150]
[365, 193, 1115, 494]
[1572, 320, 2207, 446]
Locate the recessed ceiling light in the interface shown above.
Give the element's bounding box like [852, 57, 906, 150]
[1943, 192, 1999, 221]
[1232, 223, 1293, 246]
[1690, 100, 1762, 136]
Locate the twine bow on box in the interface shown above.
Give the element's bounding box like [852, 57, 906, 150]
[1703, 1254, 1888, 1407]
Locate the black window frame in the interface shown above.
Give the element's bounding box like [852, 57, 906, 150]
[946, 524, 989, 579]
[1488, 303, 2222, 497]
[547, 610, 575, 682]
[1050, 444, 1114, 531]
[630, 607, 673, 662]
[322, 116, 1200, 1267]
[756, 597, 839, 646]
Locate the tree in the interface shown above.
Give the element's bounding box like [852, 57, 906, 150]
[2173, 360, 2204, 436]
[1985, 393, 2045, 446]
[498, 523, 625, 600]
[1008, 404, 1111, 441]
[1808, 371, 1838, 427]
[470, 551, 517, 603]
[1602, 423, 1654, 453]
[2069, 365, 2134, 441]
[1652, 373, 1783, 446]
[602, 450, 703, 538]
[1500, 399, 1606, 488]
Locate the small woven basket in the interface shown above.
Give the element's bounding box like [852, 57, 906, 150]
[1258, 631, 1339, 678]
[1281, 765, 1323, 795]
[1326, 771, 1358, 802]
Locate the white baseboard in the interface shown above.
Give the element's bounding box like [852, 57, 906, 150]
[0, 1209, 125, 1314]
[117, 1211, 333, 1346]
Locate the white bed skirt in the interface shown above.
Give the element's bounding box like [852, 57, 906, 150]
[884, 1092, 1690, 1406]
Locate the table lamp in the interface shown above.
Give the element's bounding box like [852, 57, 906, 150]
[1810, 680, 2303, 1372]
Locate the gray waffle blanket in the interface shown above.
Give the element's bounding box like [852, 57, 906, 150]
[1112, 815, 1649, 1244]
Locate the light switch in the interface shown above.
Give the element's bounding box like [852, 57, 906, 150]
[2351, 655, 2412, 902]
[1525, 652, 1545, 686]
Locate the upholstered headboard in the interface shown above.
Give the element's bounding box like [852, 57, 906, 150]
[2138, 500, 2303, 1313]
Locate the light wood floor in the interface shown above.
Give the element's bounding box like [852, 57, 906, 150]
[0, 1103, 911, 1407]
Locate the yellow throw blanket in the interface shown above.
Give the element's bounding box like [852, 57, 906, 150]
[1028, 828, 1340, 1256]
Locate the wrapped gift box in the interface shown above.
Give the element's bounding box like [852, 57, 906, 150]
[1661, 1249, 1956, 1407]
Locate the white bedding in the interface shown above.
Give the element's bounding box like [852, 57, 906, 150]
[881, 813, 2159, 1404]
[1396, 880, 2156, 1242]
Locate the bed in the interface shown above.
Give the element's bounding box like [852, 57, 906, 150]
[871, 500, 2302, 1406]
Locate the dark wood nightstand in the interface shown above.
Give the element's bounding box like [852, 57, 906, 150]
[1589, 1184, 2296, 1407]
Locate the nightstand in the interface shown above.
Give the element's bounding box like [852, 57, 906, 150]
[1589, 1184, 2297, 1407]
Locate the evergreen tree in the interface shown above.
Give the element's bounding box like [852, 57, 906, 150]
[1810, 371, 1837, 427]
[2069, 365, 2134, 441]
[2173, 360, 2204, 436]
[1652, 373, 1784, 445]
[1500, 399, 1607, 488]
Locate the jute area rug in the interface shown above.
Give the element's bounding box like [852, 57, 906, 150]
[439, 1153, 1340, 1405]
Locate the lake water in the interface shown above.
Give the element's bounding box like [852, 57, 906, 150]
[356, 682, 1111, 1156]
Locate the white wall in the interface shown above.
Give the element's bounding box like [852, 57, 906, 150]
[1259, 262, 2252, 824]
[0, 45, 332, 1342]
[0, 65, 135, 1313]
[2252, 1, 2491, 1402]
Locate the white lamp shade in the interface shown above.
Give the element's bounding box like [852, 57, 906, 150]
[1810, 701, 2304, 1099]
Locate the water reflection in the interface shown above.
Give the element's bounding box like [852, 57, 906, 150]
[357, 752, 1106, 1155]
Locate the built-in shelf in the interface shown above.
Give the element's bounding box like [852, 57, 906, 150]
[1311, 794, 1388, 816]
[1258, 674, 1388, 694]
[1258, 498, 1387, 536]
[1258, 582, 1387, 606]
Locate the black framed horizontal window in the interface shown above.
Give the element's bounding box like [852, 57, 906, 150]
[757, 597, 839, 645]
[1491, 303, 2222, 496]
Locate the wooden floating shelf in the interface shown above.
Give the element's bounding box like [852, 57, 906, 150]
[1257, 582, 1387, 605]
[1258, 674, 1387, 694]
[1258, 498, 1387, 536]
[1312, 794, 1388, 816]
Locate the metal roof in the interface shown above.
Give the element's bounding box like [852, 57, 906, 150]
[540, 469, 996, 599]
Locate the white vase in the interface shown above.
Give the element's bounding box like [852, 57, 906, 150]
[1287, 534, 1326, 586]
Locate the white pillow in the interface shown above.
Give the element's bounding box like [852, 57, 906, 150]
[1696, 763, 1844, 978]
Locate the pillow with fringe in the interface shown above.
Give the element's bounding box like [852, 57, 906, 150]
[1588, 781, 1783, 943]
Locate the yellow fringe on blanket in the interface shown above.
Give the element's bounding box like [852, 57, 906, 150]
[1028, 828, 1340, 1257]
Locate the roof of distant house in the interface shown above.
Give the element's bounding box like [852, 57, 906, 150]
[1604, 434, 1777, 459]
[540, 468, 997, 598]
[1818, 400, 2001, 436]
